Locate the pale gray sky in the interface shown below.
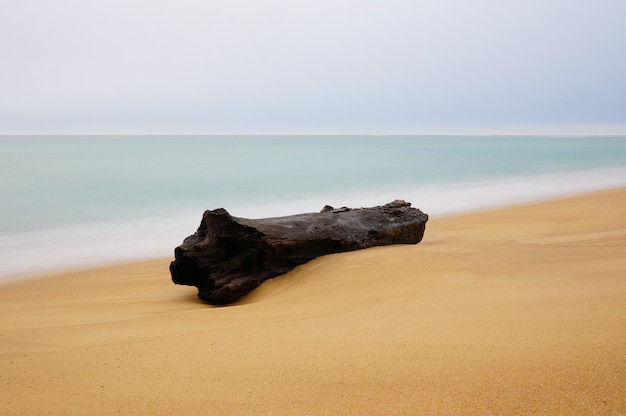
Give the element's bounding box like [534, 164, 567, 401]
[1, 0, 625, 134]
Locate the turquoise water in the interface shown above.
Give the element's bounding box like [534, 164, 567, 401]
[1, 135, 626, 279]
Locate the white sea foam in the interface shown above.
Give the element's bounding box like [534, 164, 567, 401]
[234, 166, 626, 218]
[0, 214, 195, 281]
[411, 166, 626, 216]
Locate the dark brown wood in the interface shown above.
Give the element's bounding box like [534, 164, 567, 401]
[170, 200, 428, 305]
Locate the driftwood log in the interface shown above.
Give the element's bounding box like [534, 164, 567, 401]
[170, 200, 428, 305]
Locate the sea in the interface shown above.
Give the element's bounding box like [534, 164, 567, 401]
[1, 135, 626, 281]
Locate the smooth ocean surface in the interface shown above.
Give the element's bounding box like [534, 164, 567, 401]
[1, 135, 625, 279]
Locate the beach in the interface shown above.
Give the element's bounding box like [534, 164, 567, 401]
[1, 187, 625, 415]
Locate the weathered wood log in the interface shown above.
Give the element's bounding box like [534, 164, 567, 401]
[170, 200, 428, 305]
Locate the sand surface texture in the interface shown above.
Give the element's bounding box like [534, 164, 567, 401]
[1, 189, 625, 415]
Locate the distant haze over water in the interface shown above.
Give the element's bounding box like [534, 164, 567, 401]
[1, 135, 625, 280]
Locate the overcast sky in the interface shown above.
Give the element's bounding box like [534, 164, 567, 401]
[1, 0, 625, 134]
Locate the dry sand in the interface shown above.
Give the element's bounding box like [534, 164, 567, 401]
[1, 188, 625, 415]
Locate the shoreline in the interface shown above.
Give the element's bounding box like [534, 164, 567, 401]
[6, 185, 623, 285]
[1, 187, 625, 415]
[3, 177, 626, 283]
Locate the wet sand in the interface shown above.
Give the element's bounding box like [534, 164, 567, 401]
[1, 188, 625, 415]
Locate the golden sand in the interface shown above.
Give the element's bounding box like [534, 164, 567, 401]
[1, 188, 625, 415]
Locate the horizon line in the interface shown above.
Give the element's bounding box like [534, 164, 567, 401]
[2, 125, 626, 137]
